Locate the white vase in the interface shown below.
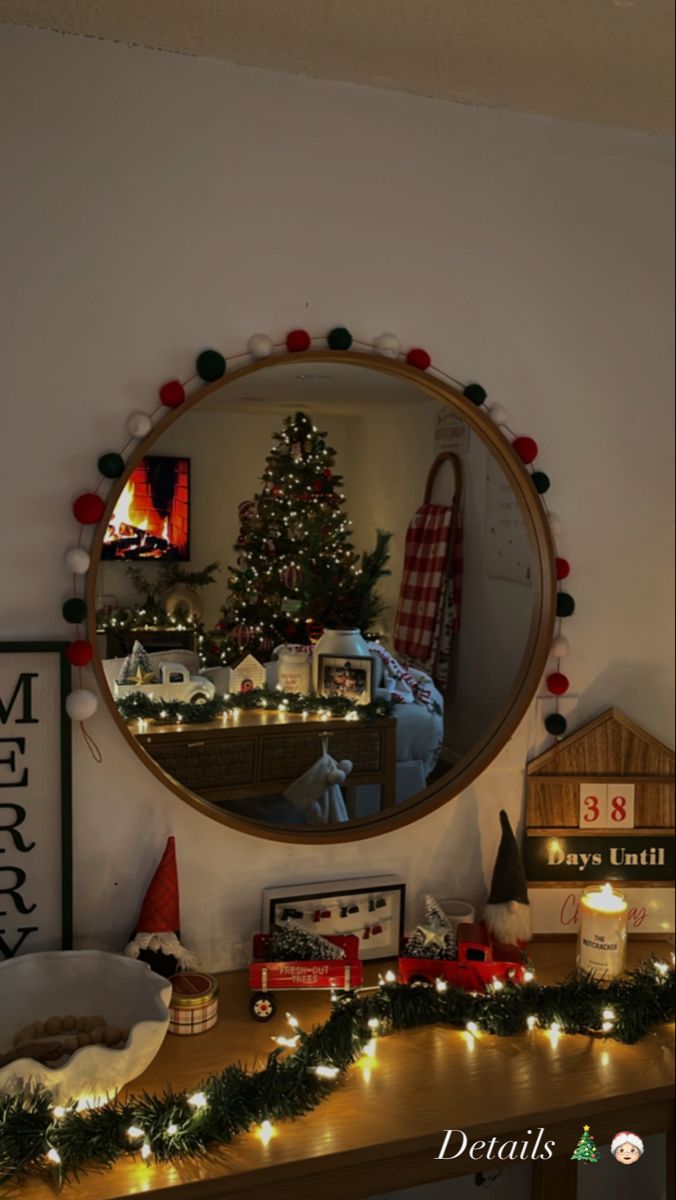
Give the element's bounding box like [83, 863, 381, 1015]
[311, 628, 372, 694]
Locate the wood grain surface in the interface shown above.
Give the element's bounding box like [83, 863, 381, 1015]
[7, 940, 674, 1200]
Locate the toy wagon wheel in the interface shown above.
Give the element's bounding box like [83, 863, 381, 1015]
[250, 993, 276, 1022]
[190, 691, 210, 704]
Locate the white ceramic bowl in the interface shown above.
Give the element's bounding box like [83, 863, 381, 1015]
[0, 950, 171, 1103]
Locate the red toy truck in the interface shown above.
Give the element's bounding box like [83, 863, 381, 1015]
[249, 933, 364, 1020]
[398, 921, 527, 992]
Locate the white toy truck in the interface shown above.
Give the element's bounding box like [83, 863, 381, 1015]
[114, 662, 216, 704]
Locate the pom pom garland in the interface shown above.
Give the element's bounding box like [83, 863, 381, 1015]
[159, 380, 186, 408]
[248, 333, 273, 358]
[67, 640, 93, 667]
[488, 404, 508, 425]
[548, 512, 563, 536]
[463, 383, 487, 406]
[512, 436, 538, 464]
[286, 329, 311, 352]
[545, 712, 568, 737]
[62, 598, 87, 624]
[97, 453, 125, 479]
[373, 332, 400, 358]
[547, 672, 570, 696]
[327, 327, 353, 351]
[406, 347, 431, 371]
[127, 411, 153, 439]
[65, 547, 90, 575]
[72, 493, 105, 525]
[555, 557, 571, 580]
[557, 592, 576, 618]
[531, 471, 551, 494]
[196, 350, 226, 382]
[65, 689, 98, 722]
[551, 634, 570, 657]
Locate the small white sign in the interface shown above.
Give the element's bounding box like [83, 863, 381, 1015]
[434, 409, 469, 455]
[578, 781, 635, 829]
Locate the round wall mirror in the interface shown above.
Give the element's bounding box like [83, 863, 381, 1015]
[88, 351, 556, 840]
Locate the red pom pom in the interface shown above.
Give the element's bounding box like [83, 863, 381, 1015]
[406, 347, 431, 371]
[311, 479, 324, 493]
[73, 492, 105, 524]
[556, 557, 571, 580]
[547, 671, 569, 695]
[286, 329, 311, 352]
[159, 379, 185, 408]
[513, 436, 538, 464]
[67, 640, 93, 667]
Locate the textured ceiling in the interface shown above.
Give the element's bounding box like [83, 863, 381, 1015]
[1, 0, 674, 133]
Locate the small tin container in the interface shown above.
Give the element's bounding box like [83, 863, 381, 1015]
[168, 972, 219, 1036]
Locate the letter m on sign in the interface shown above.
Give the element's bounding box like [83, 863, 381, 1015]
[0, 674, 38, 725]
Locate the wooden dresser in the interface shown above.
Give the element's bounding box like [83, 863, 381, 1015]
[135, 711, 397, 814]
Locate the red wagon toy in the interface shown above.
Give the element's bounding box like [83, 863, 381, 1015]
[248, 933, 364, 1021]
[398, 921, 527, 992]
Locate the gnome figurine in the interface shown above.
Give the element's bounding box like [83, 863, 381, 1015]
[483, 810, 532, 948]
[123, 837, 198, 977]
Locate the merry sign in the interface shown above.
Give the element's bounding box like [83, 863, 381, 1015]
[0, 644, 71, 959]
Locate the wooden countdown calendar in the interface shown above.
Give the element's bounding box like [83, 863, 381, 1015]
[525, 709, 674, 936]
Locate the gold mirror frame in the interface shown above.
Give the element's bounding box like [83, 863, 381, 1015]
[87, 350, 557, 842]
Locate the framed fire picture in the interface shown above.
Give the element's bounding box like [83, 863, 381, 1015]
[0, 642, 72, 960]
[101, 455, 190, 561]
[317, 654, 373, 705]
[262, 875, 405, 960]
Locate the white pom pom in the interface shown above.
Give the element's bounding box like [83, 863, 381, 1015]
[65, 547, 90, 575]
[552, 635, 570, 657]
[248, 333, 273, 359]
[488, 404, 508, 425]
[373, 332, 400, 358]
[65, 688, 98, 722]
[548, 512, 563, 536]
[127, 411, 152, 439]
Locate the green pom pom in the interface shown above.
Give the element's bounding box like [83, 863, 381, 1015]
[196, 349, 226, 382]
[327, 327, 353, 351]
[545, 713, 567, 737]
[62, 597, 87, 624]
[97, 452, 125, 479]
[463, 383, 487, 406]
[557, 592, 575, 617]
[531, 471, 551, 494]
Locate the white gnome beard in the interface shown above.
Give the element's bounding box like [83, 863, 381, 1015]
[484, 901, 531, 945]
[123, 931, 199, 971]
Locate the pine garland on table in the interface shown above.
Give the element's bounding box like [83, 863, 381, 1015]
[267, 922, 346, 961]
[116, 687, 395, 725]
[0, 957, 672, 1186]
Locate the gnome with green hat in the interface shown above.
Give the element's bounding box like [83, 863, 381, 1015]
[484, 809, 532, 948]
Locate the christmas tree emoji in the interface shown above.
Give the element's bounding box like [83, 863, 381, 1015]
[571, 1124, 600, 1164]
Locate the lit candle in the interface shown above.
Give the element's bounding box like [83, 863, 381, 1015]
[577, 884, 628, 979]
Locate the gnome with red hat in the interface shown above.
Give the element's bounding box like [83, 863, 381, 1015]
[123, 837, 198, 977]
[483, 809, 532, 948]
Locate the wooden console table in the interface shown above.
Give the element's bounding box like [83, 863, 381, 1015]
[135, 712, 398, 814]
[11, 941, 674, 1200]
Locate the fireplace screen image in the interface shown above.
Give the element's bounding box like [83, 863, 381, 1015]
[102, 456, 190, 560]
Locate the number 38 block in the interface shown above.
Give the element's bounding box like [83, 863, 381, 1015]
[579, 783, 635, 829]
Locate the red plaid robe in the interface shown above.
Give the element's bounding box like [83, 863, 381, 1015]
[393, 503, 462, 685]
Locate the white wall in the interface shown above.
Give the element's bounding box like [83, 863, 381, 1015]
[0, 26, 673, 969]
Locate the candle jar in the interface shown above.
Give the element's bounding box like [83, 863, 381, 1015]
[576, 885, 628, 979]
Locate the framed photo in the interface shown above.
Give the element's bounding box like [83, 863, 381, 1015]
[262, 874, 405, 960]
[317, 654, 373, 705]
[0, 642, 72, 959]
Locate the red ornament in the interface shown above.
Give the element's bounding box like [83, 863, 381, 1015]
[547, 671, 569, 695]
[286, 329, 311, 352]
[322, 468, 332, 478]
[72, 492, 105, 524]
[406, 347, 431, 371]
[280, 564, 302, 590]
[67, 640, 93, 667]
[231, 624, 252, 650]
[271, 485, 283, 497]
[513, 436, 539, 464]
[159, 379, 185, 408]
[311, 480, 324, 493]
[555, 557, 571, 580]
[238, 499, 256, 523]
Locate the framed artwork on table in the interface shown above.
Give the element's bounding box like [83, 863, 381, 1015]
[0, 642, 72, 959]
[262, 875, 405, 960]
[317, 654, 373, 705]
